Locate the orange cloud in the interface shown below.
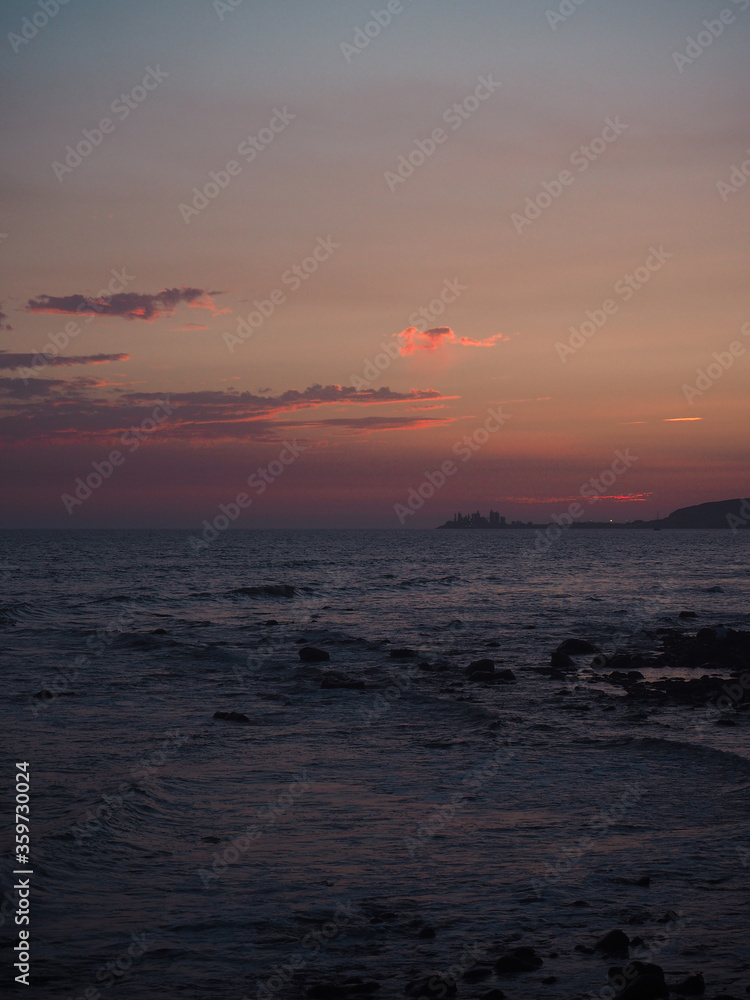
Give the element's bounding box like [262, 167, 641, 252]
[396, 327, 510, 355]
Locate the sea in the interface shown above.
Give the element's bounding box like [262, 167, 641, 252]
[1, 528, 749, 999]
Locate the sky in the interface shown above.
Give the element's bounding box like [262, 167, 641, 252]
[1, 0, 749, 528]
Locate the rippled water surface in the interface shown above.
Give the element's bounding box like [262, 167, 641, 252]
[1, 529, 749, 998]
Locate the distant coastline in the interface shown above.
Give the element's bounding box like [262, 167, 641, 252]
[437, 498, 750, 530]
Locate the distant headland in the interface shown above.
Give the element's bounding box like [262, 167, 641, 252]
[437, 498, 750, 530]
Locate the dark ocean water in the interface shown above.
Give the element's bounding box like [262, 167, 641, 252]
[1, 528, 749, 999]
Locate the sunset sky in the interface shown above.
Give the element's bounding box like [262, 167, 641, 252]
[1, 0, 749, 527]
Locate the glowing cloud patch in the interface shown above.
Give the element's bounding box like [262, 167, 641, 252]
[396, 327, 510, 355]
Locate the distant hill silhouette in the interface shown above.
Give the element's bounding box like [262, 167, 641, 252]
[437, 498, 750, 529]
[643, 498, 750, 529]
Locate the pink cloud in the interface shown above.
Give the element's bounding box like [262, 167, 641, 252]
[396, 327, 510, 355]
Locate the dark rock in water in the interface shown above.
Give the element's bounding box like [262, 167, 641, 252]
[481, 992, 507, 1000]
[467, 657, 495, 676]
[307, 982, 380, 999]
[201, 835, 221, 843]
[558, 637, 599, 655]
[614, 978, 668, 1000]
[494, 947, 543, 975]
[705, 585, 724, 593]
[486, 640, 501, 647]
[33, 689, 54, 700]
[320, 672, 366, 690]
[542, 977, 558, 985]
[668, 973, 704, 995]
[151, 628, 167, 634]
[696, 627, 717, 643]
[716, 716, 737, 726]
[264, 619, 279, 626]
[233, 584, 295, 597]
[596, 928, 630, 955]
[405, 975, 457, 997]
[550, 650, 576, 669]
[612, 875, 651, 887]
[462, 966, 492, 983]
[299, 646, 330, 663]
[390, 648, 418, 658]
[213, 711, 250, 723]
[609, 962, 665, 983]
[574, 943, 595, 954]
[417, 925, 436, 939]
[678, 610, 698, 619]
[497, 668, 516, 681]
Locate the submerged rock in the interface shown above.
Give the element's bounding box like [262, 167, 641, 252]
[405, 975, 456, 997]
[320, 672, 366, 690]
[467, 658, 495, 680]
[307, 981, 380, 999]
[213, 711, 250, 723]
[462, 966, 492, 983]
[299, 646, 330, 662]
[233, 584, 295, 597]
[668, 973, 704, 995]
[494, 946, 543, 975]
[557, 637, 599, 655]
[550, 651, 576, 670]
[390, 648, 418, 659]
[595, 928, 630, 955]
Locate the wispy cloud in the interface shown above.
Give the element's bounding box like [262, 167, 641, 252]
[0, 351, 129, 370]
[0, 303, 12, 331]
[25, 288, 222, 322]
[0, 382, 457, 443]
[502, 493, 653, 504]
